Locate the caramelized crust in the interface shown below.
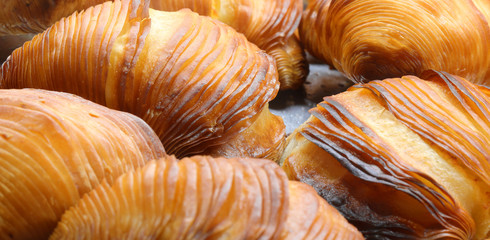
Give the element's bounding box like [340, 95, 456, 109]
[50, 155, 363, 240]
[150, 0, 307, 89]
[301, 0, 490, 85]
[0, 0, 285, 160]
[282, 71, 490, 239]
[0, 89, 165, 240]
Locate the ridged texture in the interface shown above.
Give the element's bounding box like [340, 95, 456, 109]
[150, 0, 307, 89]
[0, 0, 285, 160]
[301, 0, 490, 85]
[0, 89, 166, 240]
[281, 70, 490, 239]
[50, 155, 363, 240]
[0, 0, 106, 35]
[1, 0, 307, 89]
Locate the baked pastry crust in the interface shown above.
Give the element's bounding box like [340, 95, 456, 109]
[50, 155, 364, 239]
[0, 0, 285, 160]
[301, 0, 490, 85]
[281, 70, 490, 239]
[0, 0, 307, 90]
[0, 89, 165, 240]
[149, 0, 308, 89]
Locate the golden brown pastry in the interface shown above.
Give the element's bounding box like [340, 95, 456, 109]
[0, 0, 285, 161]
[150, 0, 308, 89]
[280, 70, 490, 239]
[0, 0, 105, 35]
[301, 0, 490, 86]
[0, 89, 166, 240]
[1, 0, 306, 89]
[50, 155, 363, 240]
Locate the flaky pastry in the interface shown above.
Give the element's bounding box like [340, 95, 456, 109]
[281, 70, 490, 239]
[0, 89, 165, 240]
[50, 155, 363, 240]
[0, 0, 285, 161]
[150, 0, 308, 89]
[301, 0, 490, 86]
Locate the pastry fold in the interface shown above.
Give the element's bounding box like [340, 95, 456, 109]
[0, 89, 165, 240]
[281, 70, 490, 239]
[0, 0, 285, 160]
[50, 155, 364, 240]
[301, 0, 490, 86]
